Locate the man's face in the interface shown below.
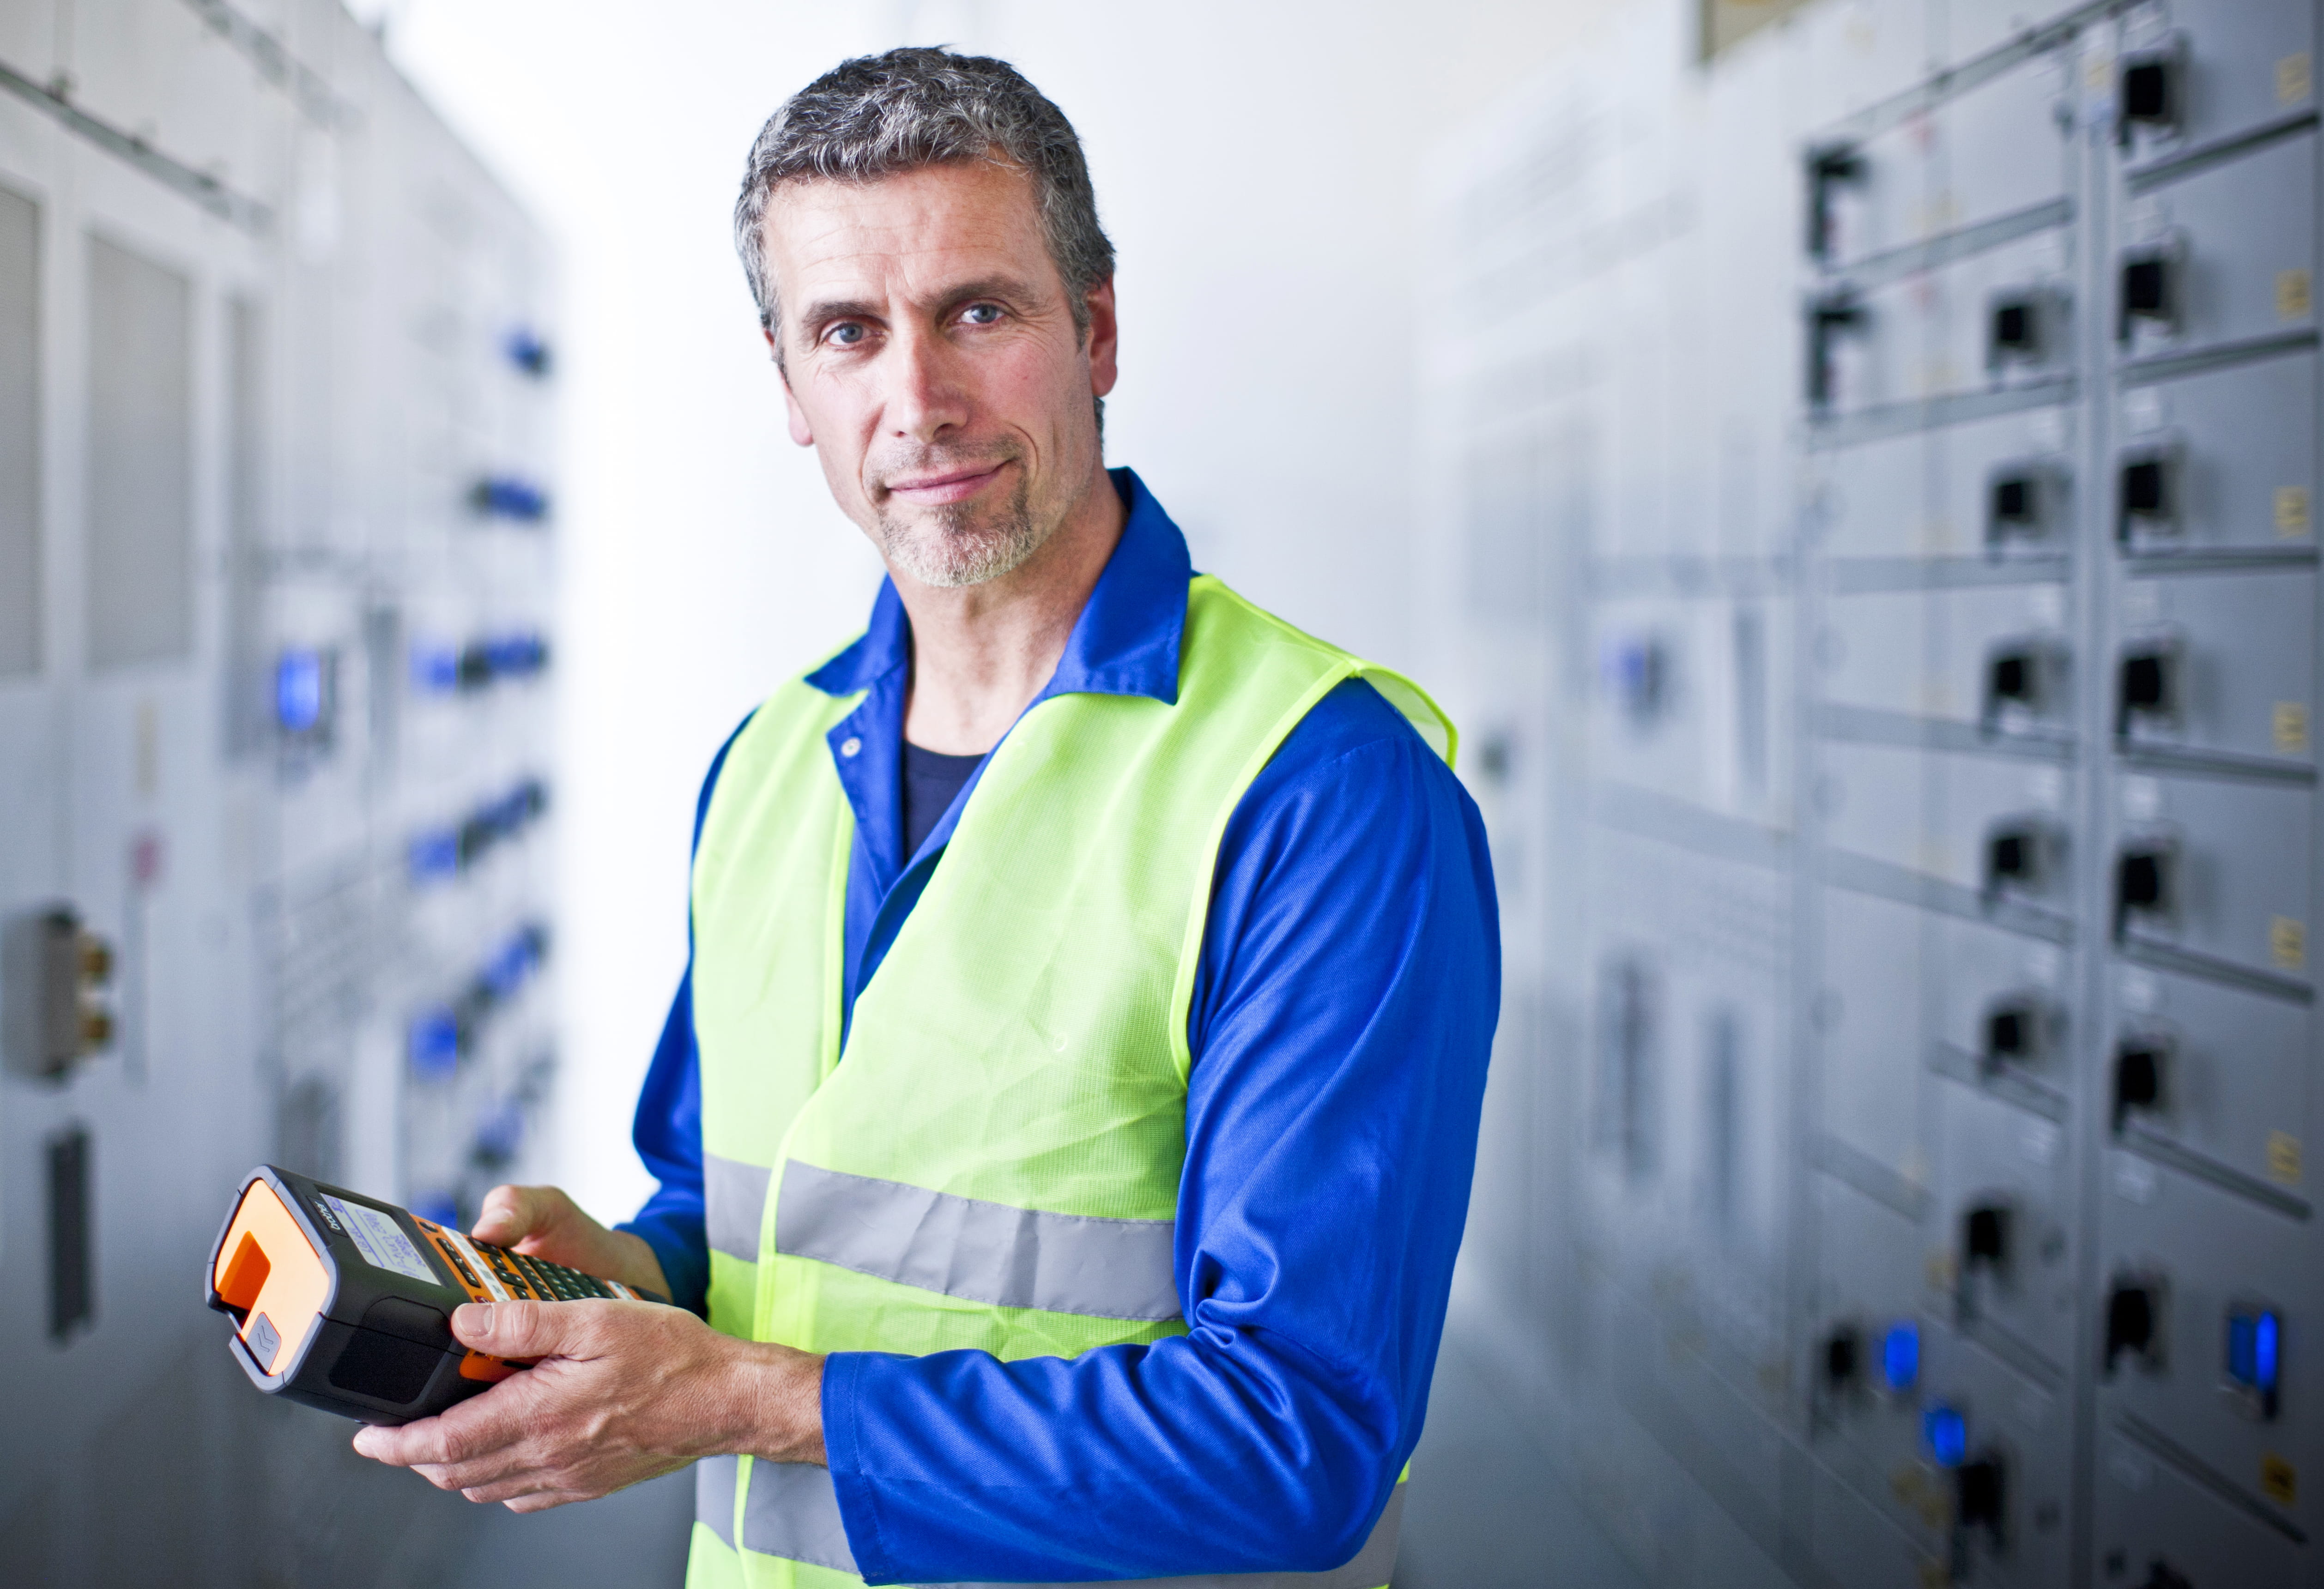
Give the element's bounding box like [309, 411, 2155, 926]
[762, 159, 1118, 589]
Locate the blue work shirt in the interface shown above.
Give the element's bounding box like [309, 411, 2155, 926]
[621, 469, 1499, 1584]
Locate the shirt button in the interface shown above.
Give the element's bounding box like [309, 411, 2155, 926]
[839, 736, 861, 758]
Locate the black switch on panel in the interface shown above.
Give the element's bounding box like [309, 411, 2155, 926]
[1804, 142, 1865, 261]
[2114, 842, 2175, 939]
[1982, 639, 2060, 731]
[2119, 250, 2178, 340]
[1955, 1454, 2006, 1544]
[1981, 996, 2051, 1071]
[2112, 1037, 2167, 1130]
[47, 1125, 93, 1341]
[1964, 1202, 2011, 1274]
[1982, 820, 2057, 904]
[2104, 1276, 2162, 1373]
[1988, 293, 2045, 367]
[1823, 1323, 1860, 1391]
[1987, 466, 2062, 549]
[2118, 451, 2177, 541]
[2117, 641, 2178, 734]
[2118, 50, 2180, 141]
[1806, 291, 1865, 410]
[2138, 1562, 2194, 1589]
[1991, 650, 2030, 701]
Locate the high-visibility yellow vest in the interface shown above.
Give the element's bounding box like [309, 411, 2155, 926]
[683, 574, 1453, 1589]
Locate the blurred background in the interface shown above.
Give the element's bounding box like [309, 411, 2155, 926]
[1, 0, 2317, 1584]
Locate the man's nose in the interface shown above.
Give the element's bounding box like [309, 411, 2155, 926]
[884, 325, 971, 443]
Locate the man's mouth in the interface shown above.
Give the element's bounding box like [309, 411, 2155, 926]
[882, 461, 1009, 506]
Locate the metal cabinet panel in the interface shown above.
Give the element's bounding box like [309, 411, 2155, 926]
[2111, 772, 2315, 988]
[2094, 1427, 2312, 1589]
[84, 234, 191, 671]
[1932, 1081, 2079, 1371]
[1812, 1178, 1940, 1547]
[1918, 1325, 2076, 1586]
[2120, 131, 2317, 363]
[1932, 49, 2079, 246]
[1820, 883, 1935, 1174]
[2111, 960, 2313, 1197]
[1824, 738, 2075, 907]
[1822, 581, 2075, 734]
[2099, 1148, 2321, 1537]
[1804, 1470, 1931, 1589]
[1817, 429, 1928, 556]
[2114, 568, 2316, 767]
[2115, 349, 2317, 555]
[2119, 0, 2318, 175]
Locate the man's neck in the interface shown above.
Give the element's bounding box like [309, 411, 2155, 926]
[895, 467, 1126, 755]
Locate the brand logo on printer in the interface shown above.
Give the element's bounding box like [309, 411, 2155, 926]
[309, 1197, 344, 1234]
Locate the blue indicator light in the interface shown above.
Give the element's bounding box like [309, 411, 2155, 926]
[408, 1006, 461, 1079]
[481, 923, 549, 1000]
[469, 476, 551, 522]
[2227, 1306, 2282, 1417]
[410, 643, 460, 695]
[275, 649, 326, 734]
[407, 828, 460, 883]
[1924, 1404, 1967, 1468]
[1881, 1322, 1919, 1392]
[503, 326, 552, 378]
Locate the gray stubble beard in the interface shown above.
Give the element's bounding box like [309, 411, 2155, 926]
[877, 469, 1052, 589]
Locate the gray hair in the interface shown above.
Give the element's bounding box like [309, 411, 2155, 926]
[733, 48, 1114, 354]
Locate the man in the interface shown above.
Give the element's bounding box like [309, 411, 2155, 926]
[356, 47, 1497, 1588]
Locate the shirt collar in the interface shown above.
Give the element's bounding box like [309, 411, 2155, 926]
[803, 466, 1189, 708]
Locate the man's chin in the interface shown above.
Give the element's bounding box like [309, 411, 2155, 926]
[880, 502, 1049, 590]
[885, 526, 1042, 590]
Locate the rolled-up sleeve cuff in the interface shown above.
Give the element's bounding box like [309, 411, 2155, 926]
[614, 1211, 709, 1317]
[823, 1351, 898, 1582]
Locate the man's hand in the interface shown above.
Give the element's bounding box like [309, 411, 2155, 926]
[352, 1298, 825, 1510]
[469, 1183, 672, 1299]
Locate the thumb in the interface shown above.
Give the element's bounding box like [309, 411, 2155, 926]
[452, 1299, 580, 1359]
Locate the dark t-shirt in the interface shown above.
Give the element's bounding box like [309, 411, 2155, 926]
[900, 739, 983, 860]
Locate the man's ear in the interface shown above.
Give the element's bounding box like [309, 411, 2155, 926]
[764, 326, 815, 445]
[1084, 277, 1120, 400]
[780, 374, 815, 447]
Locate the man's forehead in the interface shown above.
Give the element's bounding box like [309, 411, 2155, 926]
[764, 161, 1049, 297]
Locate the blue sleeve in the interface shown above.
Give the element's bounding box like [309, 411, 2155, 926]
[615, 712, 756, 1317]
[619, 975, 708, 1315]
[823, 678, 1501, 1584]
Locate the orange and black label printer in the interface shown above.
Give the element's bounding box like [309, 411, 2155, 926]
[206, 1165, 667, 1426]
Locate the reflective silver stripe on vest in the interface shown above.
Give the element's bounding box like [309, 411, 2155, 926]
[705, 1153, 774, 1263]
[695, 1454, 737, 1550]
[775, 1159, 1181, 1323]
[741, 1458, 859, 1573]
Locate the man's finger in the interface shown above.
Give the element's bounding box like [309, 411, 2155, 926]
[351, 1368, 537, 1468]
[470, 1184, 551, 1246]
[354, 1415, 464, 1468]
[450, 1297, 606, 1359]
[502, 1491, 586, 1514]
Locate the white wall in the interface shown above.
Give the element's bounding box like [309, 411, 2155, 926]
[365, 0, 1614, 1224]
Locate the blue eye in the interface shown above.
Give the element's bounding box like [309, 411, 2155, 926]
[962, 303, 1001, 325]
[827, 322, 865, 346]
